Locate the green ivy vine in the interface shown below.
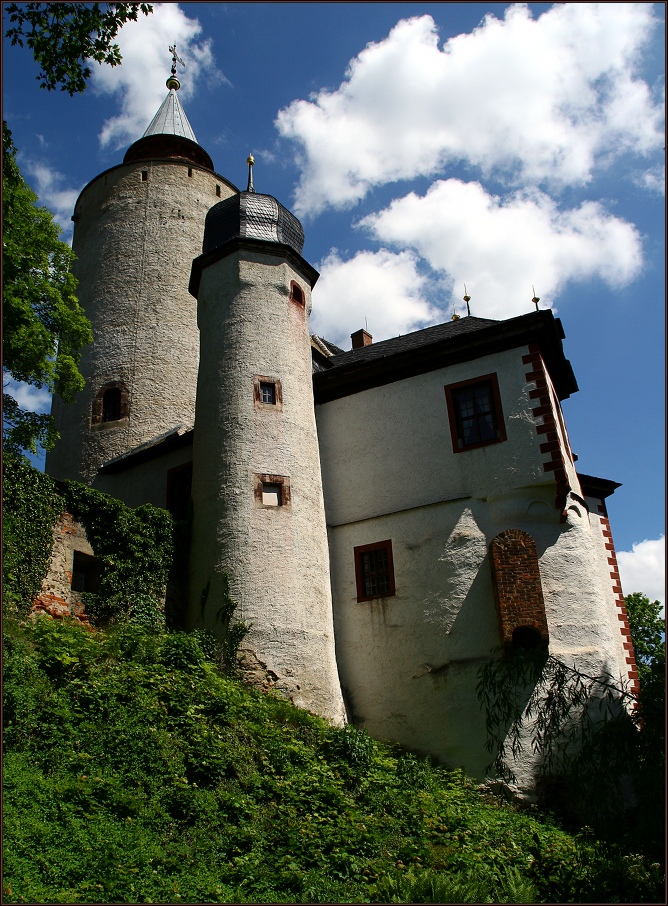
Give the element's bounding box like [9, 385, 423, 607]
[2, 454, 62, 615]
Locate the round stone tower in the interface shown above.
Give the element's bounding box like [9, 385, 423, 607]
[46, 68, 237, 484]
[187, 166, 346, 725]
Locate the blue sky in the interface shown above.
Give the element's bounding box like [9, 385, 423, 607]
[3, 2, 665, 604]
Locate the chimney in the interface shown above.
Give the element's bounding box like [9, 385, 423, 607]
[351, 328, 373, 350]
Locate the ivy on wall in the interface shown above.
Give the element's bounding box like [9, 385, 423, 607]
[2, 455, 174, 627]
[2, 455, 62, 615]
[62, 481, 174, 627]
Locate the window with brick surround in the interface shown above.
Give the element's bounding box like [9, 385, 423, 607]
[253, 375, 283, 410]
[254, 473, 291, 508]
[91, 382, 130, 426]
[489, 529, 549, 651]
[290, 281, 305, 306]
[354, 539, 395, 602]
[444, 373, 506, 453]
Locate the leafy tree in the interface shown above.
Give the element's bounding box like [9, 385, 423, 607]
[625, 591, 665, 687]
[2, 123, 93, 454]
[4, 2, 153, 95]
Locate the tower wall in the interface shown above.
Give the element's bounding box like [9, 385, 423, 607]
[46, 160, 237, 483]
[188, 245, 346, 725]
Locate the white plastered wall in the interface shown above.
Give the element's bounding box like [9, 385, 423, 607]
[317, 344, 628, 779]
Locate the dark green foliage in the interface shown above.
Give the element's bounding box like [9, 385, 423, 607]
[3, 617, 663, 904]
[214, 572, 251, 674]
[4, 2, 153, 95]
[625, 592, 665, 687]
[477, 645, 665, 864]
[2, 454, 62, 615]
[62, 480, 173, 627]
[3, 124, 92, 455]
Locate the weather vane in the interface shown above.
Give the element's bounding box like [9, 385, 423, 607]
[166, 44, 185, 91]
[169, 44, 185, 76]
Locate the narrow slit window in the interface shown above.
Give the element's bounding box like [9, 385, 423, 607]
[142, 170, 148, 182]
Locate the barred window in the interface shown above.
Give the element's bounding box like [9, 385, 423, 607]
[354, 539, 395, 602]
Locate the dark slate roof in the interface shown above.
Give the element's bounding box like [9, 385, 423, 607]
[98, 425, 193, 474]
[577, 473, 621, 499]
[313, 310, 577, 404]
[328, 316, 497, 368]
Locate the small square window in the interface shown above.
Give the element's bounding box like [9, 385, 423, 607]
[253, 375, 283, 409]
[354, 540, 395, 602]
[255, 473, 291, 508]
[444, 373, 506, 453]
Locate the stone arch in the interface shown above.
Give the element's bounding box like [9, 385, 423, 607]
[91, 381, 130, 426]
[489, 528, 549, 651]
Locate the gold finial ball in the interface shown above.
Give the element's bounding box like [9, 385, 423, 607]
[463, 294, 471, 303]
[247, 154, 255, 166]
[166, 76, 180, 90]
[451, 313, 461, 320]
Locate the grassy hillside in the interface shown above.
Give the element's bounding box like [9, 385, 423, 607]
[3, 615, 663, 904]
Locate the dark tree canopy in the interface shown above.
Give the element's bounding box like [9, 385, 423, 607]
[4, 2, 153, 95]
[2, 124, 93, 454]
[625, 591, 665, 687]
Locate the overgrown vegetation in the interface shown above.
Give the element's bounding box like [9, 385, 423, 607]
[3, 616, 664, 904]
[477, 642, 665, 864]
[2, 455, 63, 615]
[2, 454, 172, 628]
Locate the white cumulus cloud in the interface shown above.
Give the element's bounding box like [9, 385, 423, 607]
[3, 377, 52, 414]
[618, 536, 666, 608]
[359, 179, 643, 318]
[91, 3, 221, 150]
[276, 5, 664, 216]
[21, 160, 82, 236]
[311, 249, 439, 349]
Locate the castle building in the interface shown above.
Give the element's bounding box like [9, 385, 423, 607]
[45, 68, 637, 781]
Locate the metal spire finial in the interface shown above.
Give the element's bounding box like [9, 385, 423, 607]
[246, 153, 255, 193]
[166, 44, 185, 91]
[463, 284, 471, 317]
[532, 286, 540, 310]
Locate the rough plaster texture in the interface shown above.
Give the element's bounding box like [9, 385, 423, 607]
[33, 512, 95, 621]
[188, 247, 346, 725]
[47, 160, 236, 484]
[318, 347, 629, 778]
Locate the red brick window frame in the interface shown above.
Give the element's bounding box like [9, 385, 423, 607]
[254, 473, 291, 509]
[354, 539, 395, 602]
[444, 373, 506, 453]
[91, 382, 130, 426]
[253, 375, 283, 410]
[166, 462, 193, 521]
[289, 280, 305, 306]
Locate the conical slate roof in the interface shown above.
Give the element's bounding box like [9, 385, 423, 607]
[142, 89, 198, 143]
[123, 86, 214, 171]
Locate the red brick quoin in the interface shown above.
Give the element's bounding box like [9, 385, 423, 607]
[489, 529, 549, 650]
[522, 344, 570, 521]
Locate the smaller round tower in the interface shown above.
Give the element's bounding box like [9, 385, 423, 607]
[187, 163, 346, 725]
